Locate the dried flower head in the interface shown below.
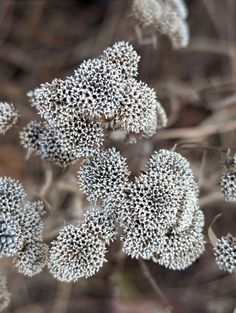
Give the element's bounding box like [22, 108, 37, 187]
[19, 120, 44, 152]
[14, 242, 49, 277]
[0, 213, 23, 257]
[74, 58, 124, 118]
[113, 79, 166, 136]
[103, 41, 140, 79]
[48, 223, 107, 282]
[214, 234, 236, 273]
[78, 148, 130, 204]
[220, 172, 236, 202]
[0, 177, 27, 216]
[132, 0, 189, 49]
[0, 273, 10, 312]
[0, 102, 19, 134]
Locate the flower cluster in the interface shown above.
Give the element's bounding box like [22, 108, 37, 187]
[220, 153, 236, 202]
[20, 42, 166, 166]
[48, 206, 117, 282]
[0, 177, 48, 277]
[132, 0, 189, 49]
[214, 234, 236, 273]
[0, 273, 10, 312]
[119, 150, 205, 269]
[0, 102, 19, 134]
[76, 148, 205, 276]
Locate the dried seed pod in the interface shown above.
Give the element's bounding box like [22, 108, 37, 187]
[214, 234, 236, 273]
[0, 102, 19, 134]
[220, 172, 236, 202]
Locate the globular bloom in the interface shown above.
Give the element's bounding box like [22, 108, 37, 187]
[19, 120, 44, 152]
[220, 172, 236, 202]
[113, 79, 167, 136]
[214, 234, 236, 273]
[0, 101, 19, 134]
[14, 242, 49, 277]
[78, 148, 130, 204]
[73, 58, 124, 118]
[0, 213, 23, 257]
[102, 41, 141, 79]
[0, 273, 10, 312]
[48, 223, 107, 282]
[132, 0, 189, 49]
[119, 149, 205, 268]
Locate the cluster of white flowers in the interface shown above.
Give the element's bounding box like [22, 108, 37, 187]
[214, 234, 236, 273]
[0, 177, 48, 277]
[0, 102, 18, 134]
[20, 42, 166, 166]
[132, 0, 189, 48]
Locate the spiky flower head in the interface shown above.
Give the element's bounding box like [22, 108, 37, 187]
[14, 242, 49, 277]
[103, 41, 140, 79]
[78, 148, 130, 204]
[0, 102, 19, 134]
[73, 58, 124, 118]
[19, 120, 44, 152]
[48, 223, 107, 282]
[0, 213, 23, 257]
[220, 172, 236, 202]
[0, 177, 27, 216]
[214, 234, 236, 273]
[113, 79, 167, 136]
[0, 273, 10, 312]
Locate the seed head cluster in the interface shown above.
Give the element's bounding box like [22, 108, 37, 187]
[0, 273, 10, 312]
[214, 234, 236, 273]
[132, 0, 189, 49]
[0, 177, 48, 276]
[76, 148, 205, 273]
[0, 101, 19, 134]
[21, 42, 166, 166]
[220, 172, 236, 202]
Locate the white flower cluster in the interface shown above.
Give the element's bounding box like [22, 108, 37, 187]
[0, 102, 18, 134]
[0, 273, 10, 312]
[0, 177, 48, 277]
[214, 234, 236, 273]
[132, 0, 189, 48]
[20, 42, 166, 166]
[76, 148, 205, 277]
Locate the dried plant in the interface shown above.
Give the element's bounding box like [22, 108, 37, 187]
[0, 102, 19, 134]
[214, 234, 236, 273]
[132, 0, 189, 48]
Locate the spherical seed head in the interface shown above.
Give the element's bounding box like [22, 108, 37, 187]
[114, 79, 165, 136]
[0, 273, 10, 312]
[20, 201, 45, 244]
[19, 120, 44, 151]
[14, 242, 49, 277]
[103, 41, 140, 79]
[84, 206, 117, 245]
[0, 213, 23, 257]
[27, 77, 80, 124]
[48, 223, 107, 282]
[78, 148, 130, 204]
[214, 234, 236, 273]
[152, 227, 205, 270]
[171, 20, 189, 49]
[0, 177, 27, 216]
[74, 58, 124, 118]
[168, 0, 188, 19]
[56, 114, 104, 159]
[0, 102, 19, 134]
[220, 172, 236, 202]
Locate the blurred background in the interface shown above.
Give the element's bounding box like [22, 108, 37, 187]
[1, 0, 236, 312]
